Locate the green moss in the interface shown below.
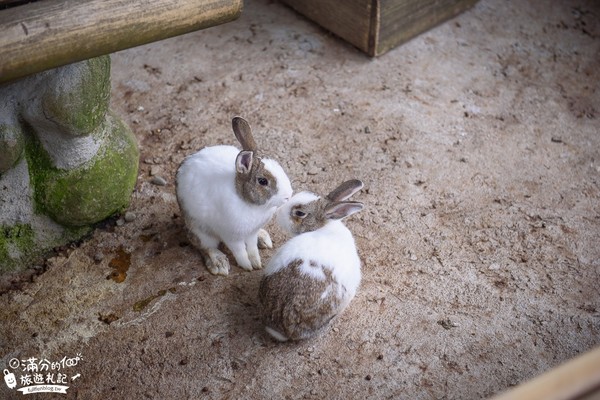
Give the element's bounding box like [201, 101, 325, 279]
[0, 221, 90, 272]
[0, 56, 140, 272]
[27, 111, 139, 227]
[0, 224, 34, 272]
[24, 126, 54, 217]
[41, 56, 111, 136]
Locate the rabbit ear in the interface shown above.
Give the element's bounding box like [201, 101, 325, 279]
[324, 201, 364, 220]
[232, 116, 258, 151]
[326, 179, 364, 202]
[235, 150, 254, 174]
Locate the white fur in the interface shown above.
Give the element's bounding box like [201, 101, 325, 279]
[176, 145, 292, 271]
[266, 192, 362, 302]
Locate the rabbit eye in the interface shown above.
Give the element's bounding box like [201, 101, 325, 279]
[293, 210, 307, 218]
[257, 177, 269, 186]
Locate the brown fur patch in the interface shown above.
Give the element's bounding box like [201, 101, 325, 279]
[235, 156, 277, 205]
[259, 259, 346, 340]
[289, 199, 329, 234]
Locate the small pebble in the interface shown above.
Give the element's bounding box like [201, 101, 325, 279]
[307, 167, 320, 175]
[93, 252, 104, 262]
[124, 212, 136, 222]
[438, 319, 459, 330]
[151, 176, 167, 186]
[150, 165, 161, 176]
[116, 219, 125, 227]
[364, 126, 371, 134]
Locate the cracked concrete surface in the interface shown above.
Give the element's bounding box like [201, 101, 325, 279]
[1, 0, 599, 398]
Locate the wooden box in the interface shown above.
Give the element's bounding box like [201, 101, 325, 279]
[279, 0, 479, 56]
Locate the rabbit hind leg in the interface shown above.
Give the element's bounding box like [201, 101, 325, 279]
[186, 227, 230, 276]
[203, 248, 230, 276]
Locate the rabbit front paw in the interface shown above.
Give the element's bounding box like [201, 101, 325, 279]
[257, 229, 273, 249]
[248, 248, 263, 270]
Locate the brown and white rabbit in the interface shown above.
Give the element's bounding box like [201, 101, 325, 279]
[176, 117, 293, 276]
[259, 179, 364, 341]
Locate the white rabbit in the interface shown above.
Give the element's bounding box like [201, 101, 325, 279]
[259, 179, 364, 341]
[176, 117, 293, 276]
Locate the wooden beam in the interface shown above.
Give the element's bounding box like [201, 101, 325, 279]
[0, 0, 243, 83]
[490, 346, 600, 400]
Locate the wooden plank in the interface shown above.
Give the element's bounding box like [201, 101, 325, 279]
[0, 0, 242, 83]
[490, 346, 600, 400]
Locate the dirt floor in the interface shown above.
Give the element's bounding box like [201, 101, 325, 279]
[1, 0, 600, 398]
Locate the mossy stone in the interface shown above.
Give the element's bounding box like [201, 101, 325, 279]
[41, 56, 111, 136]
[27, 111, 139, 227]
[0, 224, 35, 270]
[0, 124, 24, 173]
[0, 56, 140, 273]
[0, 221, 90, 273]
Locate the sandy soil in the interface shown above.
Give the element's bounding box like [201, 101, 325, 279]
[1, 0, 599, 399]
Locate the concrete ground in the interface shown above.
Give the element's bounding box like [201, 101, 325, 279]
[1, 0, 599, 398]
